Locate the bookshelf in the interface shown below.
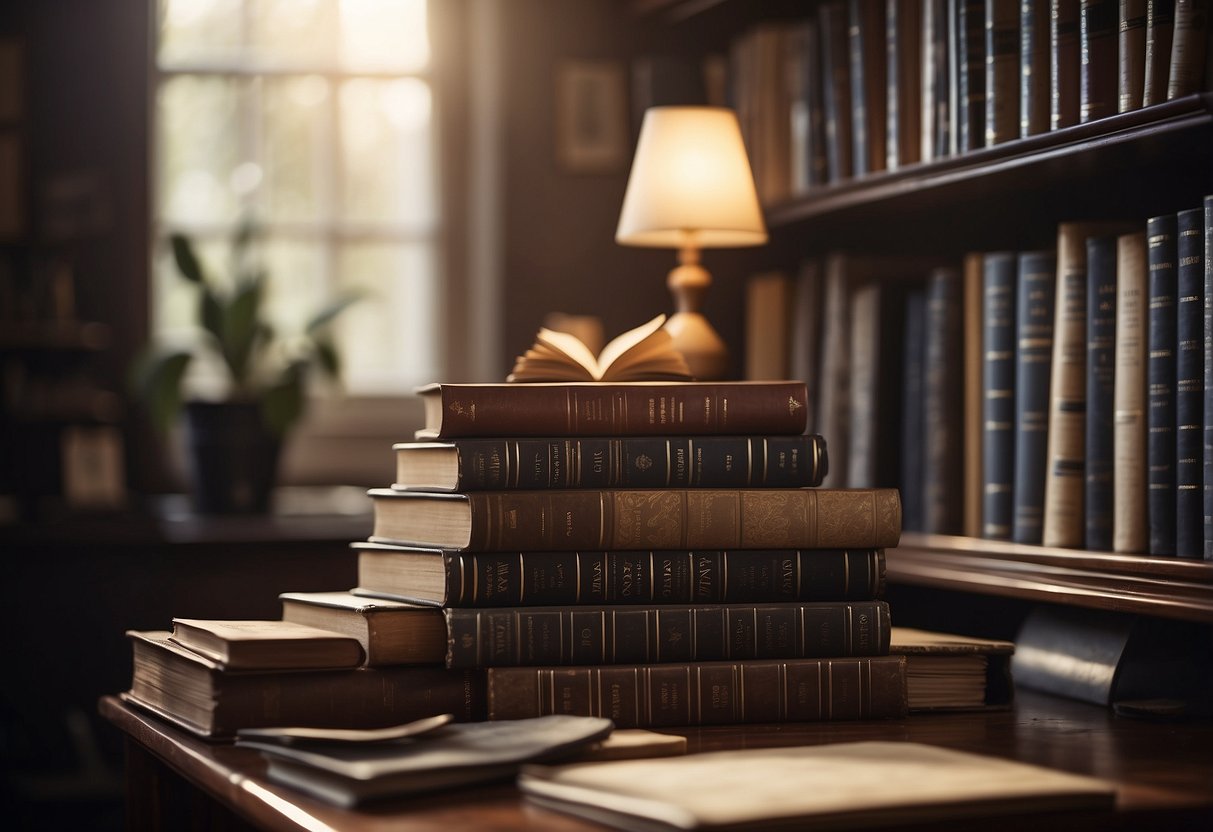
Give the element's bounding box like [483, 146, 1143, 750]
[632, 1, 1213, 626]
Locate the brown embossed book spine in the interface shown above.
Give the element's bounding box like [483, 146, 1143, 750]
[357, 547, 885, 607]
[444, 601, 891, 668]
[1113, 232, 1148, 553]
[1051, 0, 1082, 128]
[416, 381, 809, 439]
[1080, 0, 1119, 121]
[1119, 0, 1148, 111]
[368, 488, 902, 551]
[486, 656, 909, 727]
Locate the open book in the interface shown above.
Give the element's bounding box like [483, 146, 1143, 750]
[508, 314, 692, 382]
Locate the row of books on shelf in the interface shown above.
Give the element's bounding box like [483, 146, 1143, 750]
[727, 0, 1211, 205]
[745, 196, 1212, 559]
[120, 378, 1014, 806]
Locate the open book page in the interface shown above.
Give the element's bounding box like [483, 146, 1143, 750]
[509, 315, 691, 382]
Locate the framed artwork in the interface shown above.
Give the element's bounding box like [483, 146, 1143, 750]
[555, 60, 629, 173]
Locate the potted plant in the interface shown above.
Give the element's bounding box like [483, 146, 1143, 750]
[133, 222, 358, 513]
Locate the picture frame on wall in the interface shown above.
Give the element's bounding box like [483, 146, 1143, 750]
[555, 60, 629, 174]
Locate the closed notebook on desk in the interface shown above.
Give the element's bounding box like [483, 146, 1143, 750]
[519, 741, 1116, 832]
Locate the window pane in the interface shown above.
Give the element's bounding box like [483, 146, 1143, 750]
[158, 76, 246, 226]
[248, 0, 339, 68]
[261, 76, 332, 224]
[340, 78, 436, 228]
[158, 0, 245, 66]
[259, 238, 328, 335]
[339, 0, 429, 72]
[336, 242, 439, 391]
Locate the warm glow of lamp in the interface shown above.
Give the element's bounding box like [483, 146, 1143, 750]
[615, 106, 767, 380]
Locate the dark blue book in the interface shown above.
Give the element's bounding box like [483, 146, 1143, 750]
[1176, 208, 1204, 558]
[1205, 195, 1213, 560]
[1014, 250, 1057, 544]
[982, 253, 1017, 539]
[956, 0, 986, 152]
[1147, 213, 1177, 556]
[1085, 236, 1118, 551]
[901, 286, 928, 532]
[924, 268, 964, 534]
[849, 0, 887, 177]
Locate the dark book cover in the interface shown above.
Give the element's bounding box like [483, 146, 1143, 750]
[982, 253, 1018, 540]
[1143, 0, 1176, 105]
[923, 0, 952, 158]
[787, 20, 828, 193]
[445, 600, 892, 668]
[987, 0, 1022, 144]
[820, 1, 855, 182]
[850, 0, 888, 176]
[1147, 213, 1178, 555]
[1205, 196, 1213, 560]
[1023, 0, 1053, 135]
[1014, 250, 1057, 544]
[1119, 0, 1148, 111]
[901, 286, 928, 532]
[1052, 0, 1083, 128]
[1080, 0, 1119, 121]
[354, 544, 887, 607]
[487, 656, 909, 727]
[1167, 0, 1210, 98]
[886, 0, 924, 168]
[957, 0, 987, 151]
[1085, 235, 1118, 551]
[924, 267, 964, 534]
[1176, 207, 1204, 557]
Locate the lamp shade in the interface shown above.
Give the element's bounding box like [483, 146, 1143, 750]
[616, 106, 768, 249]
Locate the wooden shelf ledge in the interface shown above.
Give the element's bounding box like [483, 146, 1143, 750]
[889, 533, 1213, 623]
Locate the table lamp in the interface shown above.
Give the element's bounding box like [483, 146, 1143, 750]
[615, 106, 768, 380]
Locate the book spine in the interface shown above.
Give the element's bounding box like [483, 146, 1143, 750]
[428, 381, 809, 438]
[1080, 0, 1120, 121]
[1052, 0, 1083, 128]
[1176, 207, 1204, 557]
[1205, 195, 1213, 560]
[1119, 0, 1149, 111]
[1085, 235, 1118, 551]
[1143, 0, 1176, 105]
[987, 0, 1022, 144]
[900, 287, 928, 531]
[821, 1, 855, 182]
[925, 267, 965, 534]
[850, 0, 871, 176]
[887, 0, 924, 168]
[445, 600, 892, 668]
[924, 0, 953, 159]
[848, 283, 881, 487]
[486, 656, 909, 727]
[1206, 195, 1213, 560]
[1114, 232, 1149, 553]
[1014, 250, 1058, 544]
[1043, 223, 1100, 548]
[964, 253, 986, 537]
[788, 21, 827, 193]
[438, 549, 886, 607]
[444, 436, 829, 490]
[959, 0, 988, 151]
[1147, 213, 1178, 555]
[1167, 0, 1210, 98]
[790, 260, 824, 422]
[982, 253, 1018, 540]
[1023, 0, 1054, 136]
[818, 257, 853, 487]
[464, 488, 904, 551]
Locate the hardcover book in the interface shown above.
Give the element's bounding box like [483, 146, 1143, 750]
[1147, 212, 1178, 555]
[1205, 195, 1213, 559]
[1113, 231, 1149, 553]
[849, 0, 888, 176]
[368, 487, 903, 552]
[1051, 0, 1083, 128]
[987, 0, 1022, 144]
[415, 380, 809, 439]
[1079, 0, 1119, 122]
[351, 542, 887, 607]
[1023, 0, 1053, 135]
[123, 631, 484, 738]
[956, 0, 986, 152]
[1119, 0, 1148, 111]
[889, 627, 1015, 710]
[506, 314, 690, 383]
[1013, 249, 1057, 544]
[486, 655, 909, 727]
[518, 742, 1115, 832]
[1175, 206, 1204, 557]
[982, 252, 1018, 540]
[278, 591, 447, 666]
[168, 618, 364, 670]
[820, 1, 855, 182]
[1167, 0, 1210, 98]
[1085, 235, 1118, 551]
[393, 435, 828, 492]
[886, 0, 924, 168]
[443, 600, 892, 668]
[1143, 0, 1176, 105]
[924, 266, 964, 533]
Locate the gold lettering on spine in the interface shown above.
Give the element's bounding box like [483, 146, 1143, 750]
[666, 440, 673, 487]
[566, 391, 575, 433]
[517, 553, 525, 604]
[598, 492, 606, 548]
[755, 439, 761, 484]
[845, 604, 853, 655]
[843, 550, 849, 596]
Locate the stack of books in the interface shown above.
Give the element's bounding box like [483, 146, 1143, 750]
[121, 379, 1012, 740]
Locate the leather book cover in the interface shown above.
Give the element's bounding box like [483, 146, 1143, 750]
[1147, 213, 1177, 555]
[1205, 196, 1213, 560]
[886, 0, 923, 169]
[849, 0, 887, 177]
[819, 1, 854, 182]
[1051, 0, 1082, 128]
[1143, 0, 1175, 105]
[1166, 0, 1209, 98]
[1084, 235, 1118, 551]
[924, 267, 963, 534]
[1079, 0, 1119, 121]
[1175, 207, 1204, 557]
[1113, 231, 1149, 553]
[1023, 0, 1053, 135]
[956, 0, 986, 152]
[986, 0, 1022, 144]
[982, 252, 1017, 540]
[1013, 250, 1057, 544]
[1119, 0, 1148, 111]
[900, 285, 927, 532]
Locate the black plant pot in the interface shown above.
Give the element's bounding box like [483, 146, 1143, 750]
[182, 400, 282, 514]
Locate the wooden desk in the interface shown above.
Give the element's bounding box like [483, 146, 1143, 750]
[100, 692, 1213, 831]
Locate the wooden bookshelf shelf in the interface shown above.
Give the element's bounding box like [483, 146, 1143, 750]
[889, 533, 1213, 623]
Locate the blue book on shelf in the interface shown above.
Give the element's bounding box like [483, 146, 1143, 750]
[1147, 213, 1177, 556]
[982, 252, 1017, 540]
[1084, 235, 1117, 551]
[1013, 250, 1056, 545]
[1176, 208, 1204, 558]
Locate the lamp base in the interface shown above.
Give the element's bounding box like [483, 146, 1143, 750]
[664, 311, 729, 381]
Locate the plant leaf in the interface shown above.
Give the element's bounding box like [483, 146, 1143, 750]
[306, 293, 362, 334]
[261, 361, 307, 436]
[312, 334, 340, 380]
[170, 233, 205, 284]
[223, 279, 264, 385]
[199, 285, 225, 345]
[129, 350, 192, 434]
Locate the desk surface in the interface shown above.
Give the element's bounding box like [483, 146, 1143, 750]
[101, 692, 1213, 831]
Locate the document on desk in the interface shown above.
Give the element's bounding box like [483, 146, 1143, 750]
[519, 741, 1116, 831]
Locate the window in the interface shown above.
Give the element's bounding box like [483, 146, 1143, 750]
[152, 0, 441, 395]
